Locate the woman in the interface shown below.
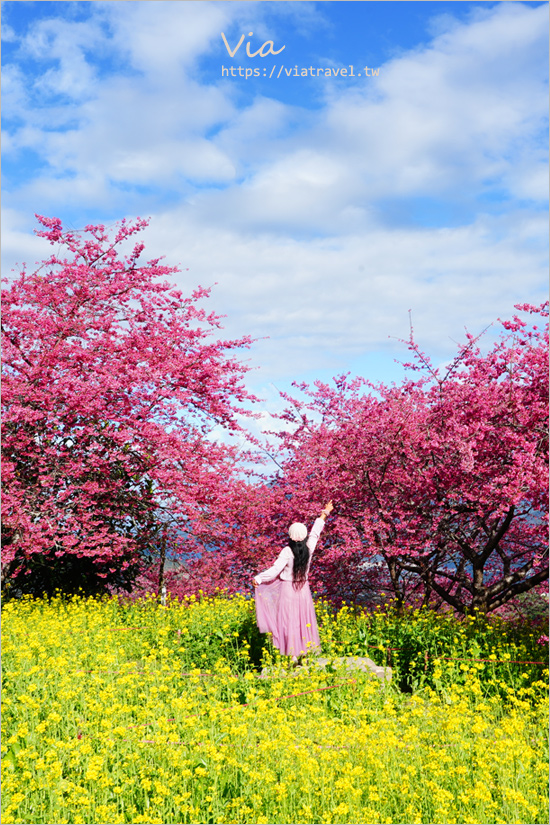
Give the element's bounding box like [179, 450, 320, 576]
[253, 501, 334, 661]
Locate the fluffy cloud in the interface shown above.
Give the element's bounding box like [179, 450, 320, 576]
[2, 1, 547, 395]
[122, 207, 547, 390]
[4, 2, 546, 217]
[203, 1, 548, 230]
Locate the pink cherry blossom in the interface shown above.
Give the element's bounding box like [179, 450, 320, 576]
[266, 303, 548, 613]
[1, 216, 260, 596]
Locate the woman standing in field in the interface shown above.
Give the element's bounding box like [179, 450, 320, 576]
[253, 501, 334, 661]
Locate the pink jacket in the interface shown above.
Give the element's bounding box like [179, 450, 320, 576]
[253, 518, 325, 584]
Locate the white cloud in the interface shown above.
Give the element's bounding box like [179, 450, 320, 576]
[5, 2, 547, 216]
[0, 208, 55, 276]
[167, 1, 547, 237]
[2, 1, 547, 395]
[102, 0, 241, 74]
[22, 17, 106, 99]
[1, 22, 16, 42]
[125, 207, 547, 389]
[1, 63, 28, 115]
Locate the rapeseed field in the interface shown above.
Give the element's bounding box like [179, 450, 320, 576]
[2, 593, 548, 824]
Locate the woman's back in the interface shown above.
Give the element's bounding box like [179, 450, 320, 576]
[253, 517, 326, 585]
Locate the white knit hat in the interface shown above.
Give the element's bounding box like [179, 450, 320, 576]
[289, 522, 308, 541]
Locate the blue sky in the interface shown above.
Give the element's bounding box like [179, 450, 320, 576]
[2, 1, 548, 436]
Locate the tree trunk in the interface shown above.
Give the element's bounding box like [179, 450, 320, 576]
[157, 528, 167, 602]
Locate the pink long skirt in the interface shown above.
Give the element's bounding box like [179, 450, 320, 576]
[254, 579, 321, 657]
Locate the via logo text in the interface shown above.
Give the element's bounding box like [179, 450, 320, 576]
[221, 32, 285, 58]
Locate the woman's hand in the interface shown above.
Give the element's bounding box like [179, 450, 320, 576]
[321, 500, 334, 518]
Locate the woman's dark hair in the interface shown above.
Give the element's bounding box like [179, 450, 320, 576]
[288, 538, 309, 589]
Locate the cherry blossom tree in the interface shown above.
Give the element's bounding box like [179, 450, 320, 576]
[1, 215, 259, 597]
[270, 304, 548, 613]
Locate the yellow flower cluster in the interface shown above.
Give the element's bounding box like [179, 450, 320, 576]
[1, 594, 548, 824]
